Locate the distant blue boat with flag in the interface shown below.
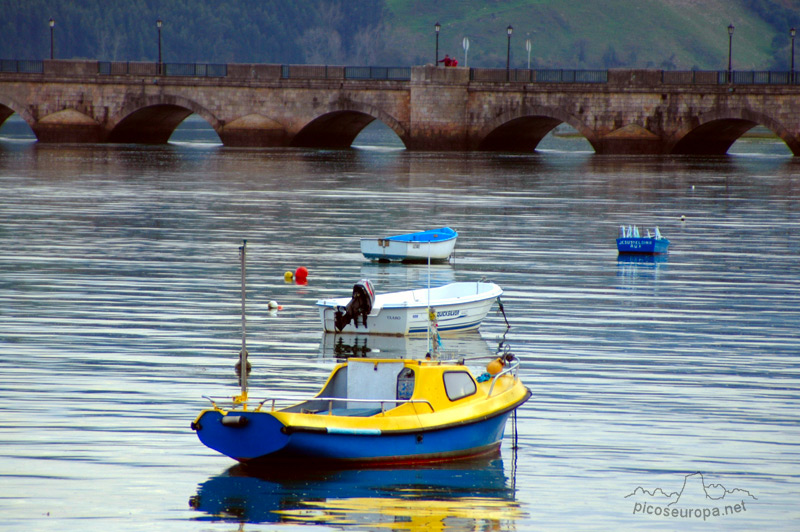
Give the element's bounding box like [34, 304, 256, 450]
[361, 227, 458, 262]
[617, 225, 670, 254]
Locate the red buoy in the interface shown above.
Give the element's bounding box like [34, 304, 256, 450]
[294, 266, 308, 284]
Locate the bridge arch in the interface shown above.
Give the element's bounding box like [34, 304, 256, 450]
[0, 94, 37, 131]
[108, 95, 221, 144]
[291, 100, 408, 149]
[667, 108, 800, 156]
[475, 105, 597, 152]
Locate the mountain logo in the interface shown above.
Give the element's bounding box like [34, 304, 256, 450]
[625, 472, 756, 521]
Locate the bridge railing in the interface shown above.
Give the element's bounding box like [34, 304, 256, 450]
[280, 65, 411, 80]
[662, 70, 799, 85]
[98, 61, 227, 77]
[2, 59, 800, 86]
[1, 59, 44, 73]
[470, 68, 608, 83]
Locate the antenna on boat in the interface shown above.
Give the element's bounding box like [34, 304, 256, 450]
[426, 241, 432, 355]
[236, 239, 249, 402]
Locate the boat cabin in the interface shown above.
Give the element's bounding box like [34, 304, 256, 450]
[282, 359, 480, 417]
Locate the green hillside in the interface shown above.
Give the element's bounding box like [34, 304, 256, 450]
[1, 0, 798, 70]
[384, 0, 799, 70]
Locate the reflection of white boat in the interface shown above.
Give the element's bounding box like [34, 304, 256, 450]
[319, 331, 496, 360]
[316, 281, 503, 335]
[361, 227, 457, 263]
[359, 262, 455, 289]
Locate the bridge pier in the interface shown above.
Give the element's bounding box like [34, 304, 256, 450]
[594, 124, 667, 155]
[406, 66, 471, 151]
[31, 109, 106, 143]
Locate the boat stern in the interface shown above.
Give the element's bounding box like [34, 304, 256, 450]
[192, 409, 290, 463]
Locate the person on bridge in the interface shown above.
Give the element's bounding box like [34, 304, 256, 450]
[439, 54, 452, 66]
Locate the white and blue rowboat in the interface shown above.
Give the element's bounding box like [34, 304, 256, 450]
[616, 225, 670, 254]
[361, 227, 458, 262]
[316, 281, 503, 336]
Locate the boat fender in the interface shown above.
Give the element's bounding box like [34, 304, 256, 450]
[487, 358, 504, 375]
[221, 415, 249, 428]
[190, 421, 202, 431]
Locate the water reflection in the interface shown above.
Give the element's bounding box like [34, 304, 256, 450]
[616, 254, 668, 291]
[359, 261, 456, 290]
[318, 330, 496, 360]
[190, 453, 524, 529]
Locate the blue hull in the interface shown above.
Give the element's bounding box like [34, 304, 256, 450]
[194, 408, 517, 466]
[617, 237, 669, 254]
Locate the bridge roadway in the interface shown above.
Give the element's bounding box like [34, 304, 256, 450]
[2, 60, 800, 155]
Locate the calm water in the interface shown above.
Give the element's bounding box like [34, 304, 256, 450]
[1, 121, 799, 531]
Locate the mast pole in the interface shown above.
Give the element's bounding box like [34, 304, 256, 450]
[427, 242, 433, 355]
[239, 240, 248, 399]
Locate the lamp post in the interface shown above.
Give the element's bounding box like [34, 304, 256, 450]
[435, 22, 441, 66]
[727, 23, 734, 83]
[157, 19, 163, 75]
[791, 27, 796, 84]
[506, 25, 513, 80]
[49, 18, 55, 60]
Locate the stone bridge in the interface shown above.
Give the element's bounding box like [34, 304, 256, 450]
[2, 60, 800, 155]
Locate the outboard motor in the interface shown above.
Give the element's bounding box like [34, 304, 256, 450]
[334, 279, 375, 332]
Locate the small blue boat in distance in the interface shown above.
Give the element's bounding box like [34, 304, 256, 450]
[616, 225, 670, 254]
[361, 227, 458, 263]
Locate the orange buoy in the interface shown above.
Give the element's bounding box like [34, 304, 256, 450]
[487, 357, 504, 375]
[294, 266, 308, 284]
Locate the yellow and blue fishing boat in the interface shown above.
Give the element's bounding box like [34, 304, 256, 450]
[192, 354, 530, 466]
[191, 240, 530, 466]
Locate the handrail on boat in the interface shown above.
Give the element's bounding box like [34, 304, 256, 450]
[311, 396, 435, 415]
[203, 394, 434, 413]
[487, 357, 520, 397]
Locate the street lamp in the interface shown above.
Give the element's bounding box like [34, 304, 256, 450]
[49, 18, 55, 60]
[435, 22, 441, 66]
[157, 19, 163, 75]
[727, 24, 734, 82]
[791, 27, 796, 84]
[506, 25, 513, 80]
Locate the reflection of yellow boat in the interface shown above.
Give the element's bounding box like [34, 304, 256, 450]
[279, 497, 526, 531]
[190, 454, 526, 529]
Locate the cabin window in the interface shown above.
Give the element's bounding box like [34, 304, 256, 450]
[396, 367, 415, 400]
[443, 371, 477, 401]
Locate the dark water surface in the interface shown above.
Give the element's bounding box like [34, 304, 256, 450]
[1, 126, 799, 531]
